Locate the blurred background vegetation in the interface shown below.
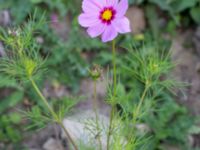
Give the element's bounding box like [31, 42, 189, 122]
[0, 0, 200, 150]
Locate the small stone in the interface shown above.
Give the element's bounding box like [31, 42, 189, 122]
[196, 62, 200, 73]
[0, 42, 5, 57]
[136, 123, 151, 133]
[36, 36, 44, 44]
[126, 6, 146, 34]
[43, 138, 65, 150]
[188, 135, 194, 147]
[0, 10, 11, 26]
[0, 143, 5, 149]
[50, 12, 70, 40]
[195, 26, 200, 38]
[193, 26, 200, 56]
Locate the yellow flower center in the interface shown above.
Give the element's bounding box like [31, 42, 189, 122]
[102, 9, 113, 21]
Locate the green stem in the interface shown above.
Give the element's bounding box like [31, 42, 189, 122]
[135, 85, 148, 118]
[107, 106, 115, 150]
[112, 40, 117, 97]
[29, 77, 79, 150]
[93, 80, 102, 150]
[107, 40, 116, 150]
[127, 85, 149, 147]
[29, 77, 57, 119]
[59, 121, 79, 150]
[132, 85, 149, 134]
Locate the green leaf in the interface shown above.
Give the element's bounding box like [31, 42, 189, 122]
[23, 105, 52, 130]
[6, 126, 21, 142]
[0, 75, 18, 88]
[30, 0, 43, 4]
[170, 0, 198, 13]
[52, 96, 81, 119]
[0, 91, 24, 113]
[190, 7, 200, 24]
[129, 0, 145, 5]
[188, 125, 200, 134]
[0, 130, 6, 141]
[9, 113, 22, 124]
[145, 5, 160, 40]
[149, 0, 171, 11]
[10, 0, 33, 24]
[149, 0, 198, 13]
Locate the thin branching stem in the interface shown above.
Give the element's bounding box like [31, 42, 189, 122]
[29, 77, 79, 150]
[135, 85, 149, 119]
[107, 40, 116, 150]
[112, 41, 117, 96]
[29, 77, 57, 119]
[131, 84, 149, 141]
[59, 121, 79, 150]
[93, 80, 102, 150]
[132, 85, 149, 125]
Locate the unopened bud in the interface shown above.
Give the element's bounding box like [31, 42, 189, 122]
[89, 64, 102, 81]
[8, 28, 20, 37]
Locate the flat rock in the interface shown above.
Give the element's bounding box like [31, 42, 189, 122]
[62, 110, 109, 149]
[43, 138, 65, 150]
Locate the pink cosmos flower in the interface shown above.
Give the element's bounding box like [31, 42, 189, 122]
[78, 0, 131, 42]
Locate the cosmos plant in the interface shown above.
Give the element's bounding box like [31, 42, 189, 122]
[0, 2, 133, 149]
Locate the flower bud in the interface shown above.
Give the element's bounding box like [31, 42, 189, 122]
[89, 64, 102, 81]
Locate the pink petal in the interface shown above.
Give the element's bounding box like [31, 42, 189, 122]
[87, 23, 106, 38]
[100, 0, 107, 7]
[113, 17, 131, 33]
[101, 24, 118, 42]
[115, 0, 128, 17]
[82, 0, 102, 13]
[78, 13, 99, 27]
[106, 0, 118, 7]
[82, 0, 107, 13]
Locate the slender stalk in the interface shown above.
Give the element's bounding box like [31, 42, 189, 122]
[59, 121, 79, 150]
[135, 85, 148, 119]
[29, 77, 79, 150]
[125, 84, 149, 148]
[131, 84, 149, 138]
[112, 40, 117, 97]
[107, 106, 115, 150]
[107, 40, 116, 150]
[29, 77, 57, 119]
[93, 80, 102, 150]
